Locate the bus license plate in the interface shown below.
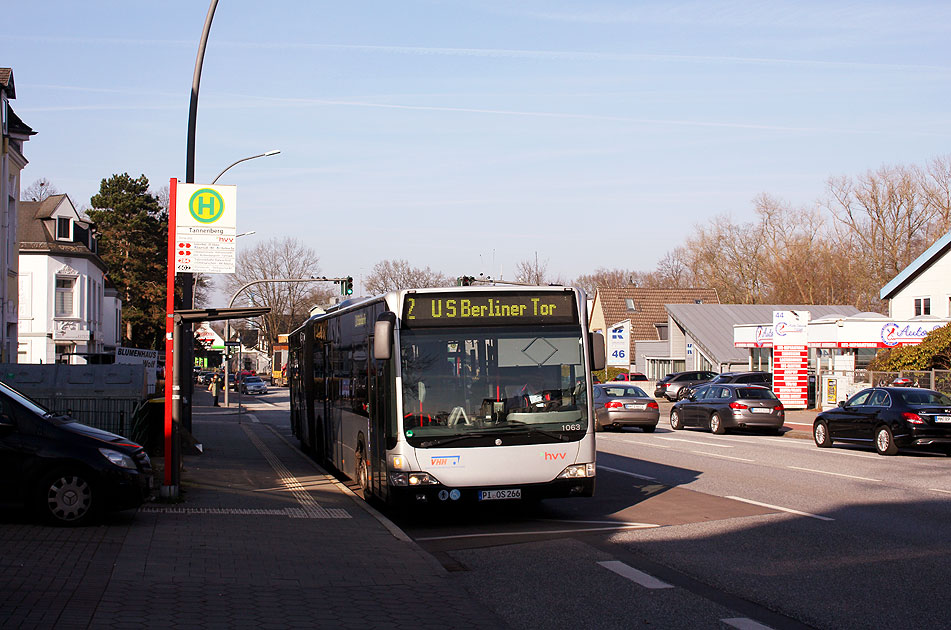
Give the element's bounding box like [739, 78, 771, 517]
[479, 489, 521, 501]
[936, 415, 951, 423]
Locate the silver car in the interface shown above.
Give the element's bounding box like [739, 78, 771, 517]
[594, 383, 659, 432]
[241, 376, 268, 395]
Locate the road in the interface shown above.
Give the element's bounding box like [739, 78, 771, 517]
[250, 390, 951, 630]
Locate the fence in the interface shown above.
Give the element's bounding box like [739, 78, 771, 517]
[817, 369, 951, 410]
[0, 363, 148, 437]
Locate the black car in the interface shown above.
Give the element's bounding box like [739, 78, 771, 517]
[680, 371, 772, 400]
[0, 380, 154, 525]
[654, 370, 717, 401]
[670, 384, 785, 434]
[813, 387, 951, 456]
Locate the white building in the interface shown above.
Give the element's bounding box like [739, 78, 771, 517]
[880, 229, 951, 319]
[1, 68, 35, 363]
[18, 194, 121, 363]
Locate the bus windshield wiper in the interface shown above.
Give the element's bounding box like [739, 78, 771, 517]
[418, 432, 490, 448]
[497, 421, 572, 442]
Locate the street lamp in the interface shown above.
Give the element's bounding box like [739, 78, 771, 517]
[211, 150, 281, 184]
[222, 278, 319, 408]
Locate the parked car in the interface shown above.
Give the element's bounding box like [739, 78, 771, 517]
[654, 371, 717, 401]
[681, 371, 772, 400]
[813, 386, 951, 456]
[593, 384, 659, 432]
[241, 376, 268, 395]
[0, 379, 154, 525]
[614, 372, 649, 382]
[670, 384, 785, 434]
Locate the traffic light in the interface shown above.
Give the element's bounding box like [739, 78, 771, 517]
[344, 276, 353, 295]
[457, 275, 475, 286]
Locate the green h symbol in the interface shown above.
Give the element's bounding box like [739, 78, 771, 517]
[189, 189, 225, 223]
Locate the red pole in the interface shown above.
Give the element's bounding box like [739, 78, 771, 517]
[164, 179, 177, 487]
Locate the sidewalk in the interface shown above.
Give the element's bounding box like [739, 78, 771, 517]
[0, 392, 504, 629]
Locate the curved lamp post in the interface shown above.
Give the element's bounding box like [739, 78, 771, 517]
[223, 278, 319, 408]
[211, 150, 281, 184]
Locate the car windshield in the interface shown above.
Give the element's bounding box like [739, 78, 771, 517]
[400, 325, 588, 446]
[601, 385, 648, 398]
[736, 387, 778, 400]
[0, 379, 54, 417]
[898, 390, 951, 406]
[246, 377, 262, 383]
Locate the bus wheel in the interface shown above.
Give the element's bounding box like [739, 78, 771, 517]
[356, 450, 370, 493]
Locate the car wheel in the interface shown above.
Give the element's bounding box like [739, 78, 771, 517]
[642, 425, 656, 433]
[813, 421, 832, 448]
[709, 413, 726, 435]
[875, 425, 898, 456]
[669, 410, 683, 430]
[35, 468, 98, 526]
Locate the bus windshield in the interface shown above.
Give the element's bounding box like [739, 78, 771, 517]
[400, 325, 588, 447]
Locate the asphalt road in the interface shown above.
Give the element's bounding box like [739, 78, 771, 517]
[251, 390, 951, 630]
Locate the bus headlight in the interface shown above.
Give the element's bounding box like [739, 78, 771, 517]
[556, 463, 595, 479]
[389, 472, 441, 486]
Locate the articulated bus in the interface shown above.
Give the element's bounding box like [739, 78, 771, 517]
[288, 285, 606, 508]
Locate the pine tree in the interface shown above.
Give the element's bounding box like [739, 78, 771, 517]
[87, 173, 168, 349]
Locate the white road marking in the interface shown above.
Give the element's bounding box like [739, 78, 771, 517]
[599, 465, 657, 480]
[929, 488, 951, 495]
[722, 617, 775, 630]
[597, 560, 674, 589]
[415, 523, 659, 541]
[691, 451, 755, 462]
[598, 436, 672, 449]
[726, 496, 834, 521]
[787, 465, 880, 482]
[659, 436, 734, 448]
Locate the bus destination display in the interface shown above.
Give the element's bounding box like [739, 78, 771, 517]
[402, 292, 578, 328]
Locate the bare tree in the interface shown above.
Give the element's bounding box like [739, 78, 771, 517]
[22, 178, 59, 202]
[573, 268, 635, 295]
[364, 259, 451, 293]
[514, 253, 551, 285]
[919, 154, 951, 243]
[221, 238, 333, 352]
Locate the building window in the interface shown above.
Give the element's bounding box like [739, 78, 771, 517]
[57, 217, 71, 240]
[914, 297, 931, 316]
[625, 299, 638, 312]
[55, 277, 75, 317]
[655, 323, 668, 340]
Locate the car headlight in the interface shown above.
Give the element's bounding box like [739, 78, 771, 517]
[556, 463, 596, 479]
[389, 471, 441, 486]
[99, 448, 137, 470]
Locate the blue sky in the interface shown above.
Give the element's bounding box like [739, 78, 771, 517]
[6, 1, 951, 294]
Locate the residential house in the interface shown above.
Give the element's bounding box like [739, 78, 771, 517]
[589, 287, 720, 374]
[880, 229, 951, 319]
[18, 194, 121, 363]
[1, 67, 35, 362]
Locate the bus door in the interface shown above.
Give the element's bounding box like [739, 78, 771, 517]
[367, 336, 388, 498]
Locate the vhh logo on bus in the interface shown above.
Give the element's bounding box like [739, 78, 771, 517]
[188, 188, 226, 224]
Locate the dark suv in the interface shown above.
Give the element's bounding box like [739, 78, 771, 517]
[681, 371, 772, 399]
[654, 371, 717, 401]
[0, 380, 154, 525]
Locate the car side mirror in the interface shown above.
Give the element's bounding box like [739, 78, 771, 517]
[837, 400, 846, 408]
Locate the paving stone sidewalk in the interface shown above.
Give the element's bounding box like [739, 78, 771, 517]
[1, 401, 505, 629]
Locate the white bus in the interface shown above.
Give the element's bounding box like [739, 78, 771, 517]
[288, 285, 605, 508]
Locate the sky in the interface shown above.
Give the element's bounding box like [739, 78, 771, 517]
[5, 1, 951, 298]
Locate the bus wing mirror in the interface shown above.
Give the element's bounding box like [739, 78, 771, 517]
[590, 331, 606, 371]
[373, 315, 395, 360]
